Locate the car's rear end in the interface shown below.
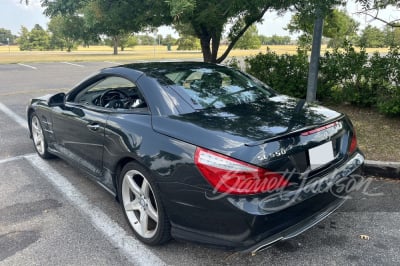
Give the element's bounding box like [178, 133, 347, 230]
[141, 62, 364, 252]
[189, 112, 363, 253]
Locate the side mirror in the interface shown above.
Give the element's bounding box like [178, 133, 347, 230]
[49, 92, 66, 107]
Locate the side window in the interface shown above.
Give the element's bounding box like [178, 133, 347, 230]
[74, 76, 148, 110]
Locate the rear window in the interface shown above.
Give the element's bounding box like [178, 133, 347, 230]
[161, 67, 274, 110]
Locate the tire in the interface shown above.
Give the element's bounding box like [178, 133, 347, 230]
[118, 162, 171, 245]
[30, 113, 53, 159]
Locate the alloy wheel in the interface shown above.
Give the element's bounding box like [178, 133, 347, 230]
[121, 170, 159, 239]
[31, 115, 45, 155]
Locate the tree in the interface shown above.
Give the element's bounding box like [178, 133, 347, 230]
[17, 26, 32, 51]
[359, 25, 386, 47]
[356, 0, 400, 27]
[118, 35, 139, 50]
[17, 24, 51, 51]
[235, 25, 262, 49]
[259, 35, 291, 45]
[48, 15, 91, 51]
[384, 24, 400, 46]
[36, 0, 342, 62]
[82, 1, 132, 55]
[41, 0, 172, 55]
[0, 28, 16, 45]
[176, 35, 201, 50]
[138, 35, 156, 45]
[168, 0, 302, 63]
[288, 9, 359, 49]
[29, 24, 51, 51]
[324, 10, 360, 48]
[162, 34, 177, 46]
[126, 36, 139, 48]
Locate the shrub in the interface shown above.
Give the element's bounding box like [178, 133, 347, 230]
[244, 43, 400, 116]
[377, 86, 400, 116]
[375, 47, 400, 116]
[321, 44, 373, 106]
[245, 48, 309, 98]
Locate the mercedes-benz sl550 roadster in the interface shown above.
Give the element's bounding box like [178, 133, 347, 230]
[27, 62, 364, 253]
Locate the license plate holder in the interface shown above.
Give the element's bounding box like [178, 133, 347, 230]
[309, 141, 334, 170]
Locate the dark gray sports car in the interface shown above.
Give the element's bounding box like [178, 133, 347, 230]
[27, 62, 364, 254]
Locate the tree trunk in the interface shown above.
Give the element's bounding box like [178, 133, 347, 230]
[211, 32, 221, 63]
[200, 36, 213, 63]
[113, 36, 119, 55]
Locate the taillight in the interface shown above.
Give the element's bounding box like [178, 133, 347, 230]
[194, 147, 289, 195]
[349, 131, 358, 154]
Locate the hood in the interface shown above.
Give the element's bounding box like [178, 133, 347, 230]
[152, 95, 342, 152]
[31, 94, 53, 105]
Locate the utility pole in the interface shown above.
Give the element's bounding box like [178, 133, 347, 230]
[306, 8, 324, 103]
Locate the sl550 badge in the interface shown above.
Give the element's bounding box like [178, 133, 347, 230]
[257, 147, 290, 161]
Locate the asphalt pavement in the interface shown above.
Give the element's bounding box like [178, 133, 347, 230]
[0, 62, 399, 265]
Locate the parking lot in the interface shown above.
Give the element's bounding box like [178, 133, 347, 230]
[1, 61, 400, 265]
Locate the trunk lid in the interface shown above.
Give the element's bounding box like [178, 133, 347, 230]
[153, 95, 342, 148]
[152, 96, 353, 181]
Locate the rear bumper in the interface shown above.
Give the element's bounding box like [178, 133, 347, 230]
[242, 197, 346, 255]
[171, 152, 364, 252]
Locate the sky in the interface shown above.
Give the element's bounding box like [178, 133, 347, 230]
[1, 0, 399, 38]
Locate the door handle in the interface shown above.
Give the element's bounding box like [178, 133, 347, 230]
[87, 123, 100, 131]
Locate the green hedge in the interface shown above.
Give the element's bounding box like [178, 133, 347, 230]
[244, 44, 400, 116]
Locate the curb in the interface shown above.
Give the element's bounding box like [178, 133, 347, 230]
[363, 160, 400, 178]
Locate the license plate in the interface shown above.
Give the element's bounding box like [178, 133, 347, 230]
[309, 141, 334, 170]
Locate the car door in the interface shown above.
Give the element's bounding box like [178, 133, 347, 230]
[51, 104, 108, 177]
[51, 75, 132, 178]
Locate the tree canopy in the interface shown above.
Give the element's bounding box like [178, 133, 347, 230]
[39, 0, 315, 62]
[384, 24, 400, 46]
[0, 28, 16, 45]
[355, 0, 400, 27]
[39, 0, 172, 54]
[359, 25, 386, 47]
[26, 0, 346, 61]
[47, 15, 95, 52]
[234, 25, 262, 50]
[17, 24, 50, 51]
[168, 0, 305, 63]
[288, 9, 359, 48]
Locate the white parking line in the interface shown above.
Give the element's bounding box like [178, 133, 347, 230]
[62, 62, 85, 68]
[18, 63, 37, 70]
[25, 155, 166, 266]
[104, 61, 118, 64]
[0, 102, 28, 129]
[0, 103, 166, 266]
[0, 88, 68, 97]
[0, 153, 35, 164]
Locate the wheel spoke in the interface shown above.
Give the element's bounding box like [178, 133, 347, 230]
[32, 123, 39, 132]
[146, 203, 158, 222]
[124, 199, 140, 212]
[126, 175, 141, 197]
[140, 210, 149, 235]
[35, 136, 42, 145]
[141, 179, 150, 196]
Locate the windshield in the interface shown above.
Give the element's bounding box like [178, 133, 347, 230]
[162, 66, 275, 110]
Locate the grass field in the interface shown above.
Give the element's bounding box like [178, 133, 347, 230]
[0, 45, 390, 64]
